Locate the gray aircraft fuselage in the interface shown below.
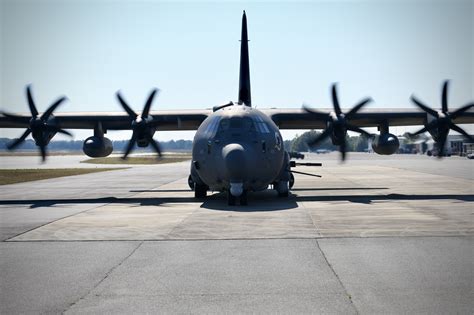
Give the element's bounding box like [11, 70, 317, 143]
[188, 11, 291, 204]
[192, 104, 286, 198]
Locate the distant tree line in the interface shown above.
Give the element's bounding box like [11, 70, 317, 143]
[287, 130, 369, 152]
[0, 131, 369, 153]
[0, 138, 193, 152]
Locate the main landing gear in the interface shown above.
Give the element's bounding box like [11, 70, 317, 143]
[274, 180, 290, 198]
[194, 184, 208, 198]
[190, 175, 208, 198]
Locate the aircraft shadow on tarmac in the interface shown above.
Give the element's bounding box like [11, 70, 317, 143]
[289, 187, 388, 191]
[0, 189, 472, 210]
[129, 187, 389, 193]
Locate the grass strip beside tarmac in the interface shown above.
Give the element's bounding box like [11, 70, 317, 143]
[0, 168, 122, 185]
[81, 156, 190, 164]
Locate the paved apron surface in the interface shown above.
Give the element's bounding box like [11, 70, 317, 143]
[1, 153, 473, 313]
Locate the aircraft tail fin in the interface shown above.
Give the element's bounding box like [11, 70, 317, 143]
[238, 11, 251, 107]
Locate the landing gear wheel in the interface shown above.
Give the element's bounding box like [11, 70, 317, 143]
[278, 191, 289, 198]
[240, 190, 248, 206]
[227, 191, 236, 206]
[289, 173, 295, 189]
[275, 180, 289, 198]
[194, 184, 208, 198]
[188, 175, 195, 190]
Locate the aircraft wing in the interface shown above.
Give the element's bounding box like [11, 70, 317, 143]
[0, 110, 211, 131]
[263, 108, 474, 129]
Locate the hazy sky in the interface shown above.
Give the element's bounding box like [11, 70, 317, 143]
[1, 0, 473, 141]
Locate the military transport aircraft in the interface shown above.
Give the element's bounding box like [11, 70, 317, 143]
[1, 11, 473, 205]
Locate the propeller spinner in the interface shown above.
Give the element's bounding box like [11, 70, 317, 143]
[408, 80, 474, 157]
[116, 88, 162, 159]
[304, 83, 373, 161]
[2, 85, 72, 161]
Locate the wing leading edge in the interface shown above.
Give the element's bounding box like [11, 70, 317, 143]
[0, 110, 211, 131]
[266, 108, 474, 130]
[2, 108, 474, 131]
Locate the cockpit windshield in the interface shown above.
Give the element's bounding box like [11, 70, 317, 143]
[203, 116, 221, 137]
[253, 115, 270, 133]
[218, 117, 255, 133]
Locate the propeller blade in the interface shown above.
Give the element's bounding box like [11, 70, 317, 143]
[345, 97, 372, 119]
[39, 144, 47, 162]
[116, 92, 138, 119]
[122, 132, 138, 159]
[41, 96, 67, 120]
[7, 129, 31, 150]
[26, 85, 39, 117]
[408, 126, 429, 138]
[441, 80, 449, 113]
[56, 129, 73, 137]
[411, 95, 438, 117]
[42, 125, 72, 137]
[146, 134, 162, 157]
[142, 89, 159, 118]
[340, 140, 347, 161]
[307, 125, 333, 147]
[303, 105, 330, 120]
[346, 124, 372, 137]
[450, 123, 474, 143]
[450, 102, 474, 119]
[331, 84, 342, 116]
[1, 112, 31, 124]
[436, 134, 448, 159]
[407, 120, 439, 137]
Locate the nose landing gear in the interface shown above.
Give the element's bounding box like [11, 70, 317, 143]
[227, 189, 248, 206]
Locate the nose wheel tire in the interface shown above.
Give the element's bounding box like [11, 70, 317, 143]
[278, 191, 289, 197]
[240, 190, 248, 206]
[227, 191, 236, 206]
[227, 189, 248, 206]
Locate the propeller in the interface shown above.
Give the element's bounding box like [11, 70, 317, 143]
[116, 88, 162, 159]
[408, 80, 474, 158]
[304, 83, 373, 161]
[2, 85, 72, 161]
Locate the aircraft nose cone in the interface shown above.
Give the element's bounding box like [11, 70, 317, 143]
[222, 143, 246, 181]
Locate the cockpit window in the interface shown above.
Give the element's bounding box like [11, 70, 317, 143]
[218, 117, 255, 133]
[253, 115, 270, 133]
[219, 118, 230, 131]
[204, 116, 221, 136]
[230, 117, 242, 129]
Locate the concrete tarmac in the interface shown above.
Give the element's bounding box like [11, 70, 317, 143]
[1, 153, 473, 314]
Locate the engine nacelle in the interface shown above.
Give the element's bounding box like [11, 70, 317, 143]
[83, 136, 113, 158]
[371, 133, 399, 155]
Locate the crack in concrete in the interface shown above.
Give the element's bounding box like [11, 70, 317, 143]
[63, 241, 144, 313]
[313, 239, 360, 315]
